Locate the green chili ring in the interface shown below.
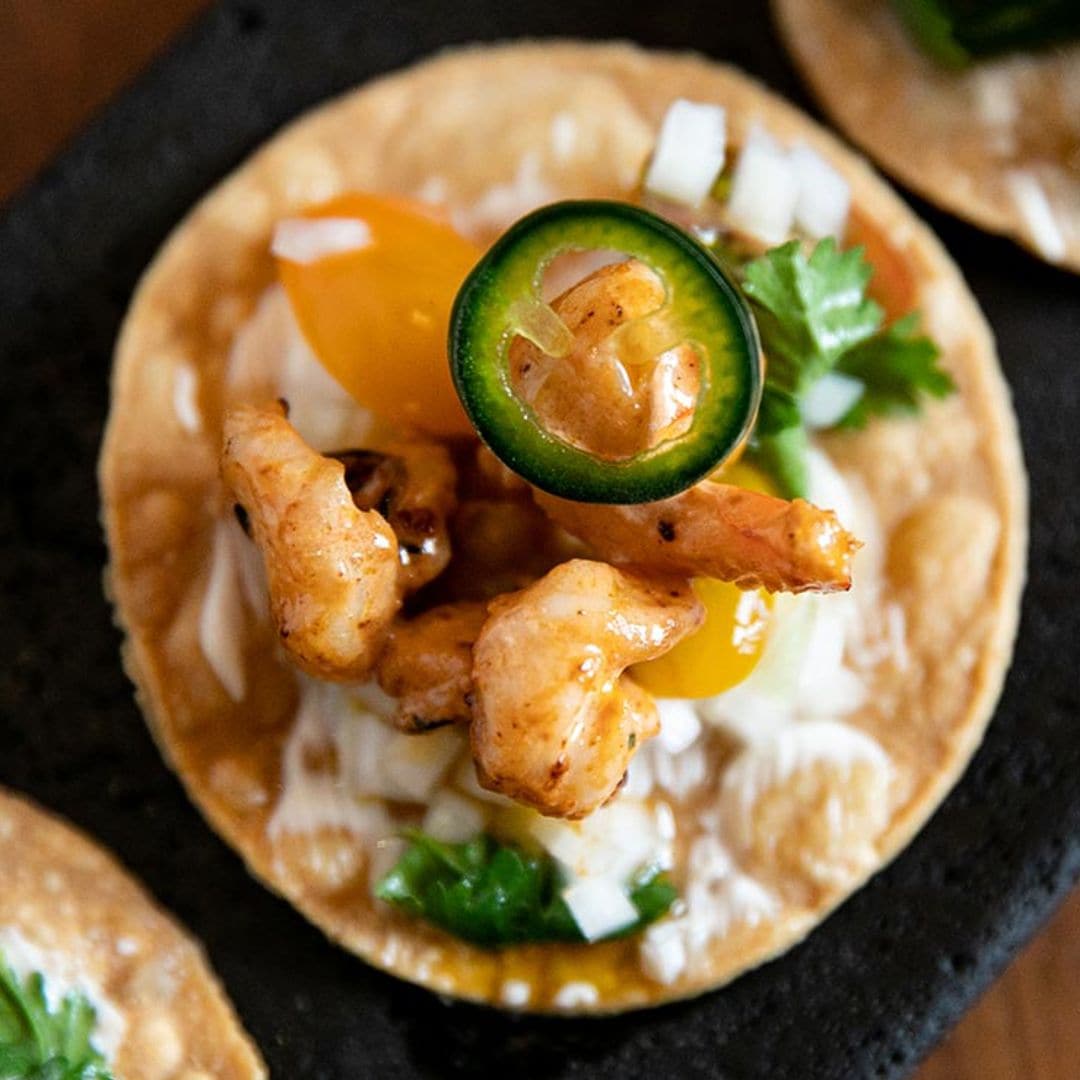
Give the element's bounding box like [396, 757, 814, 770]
[449, 200, 761, 504]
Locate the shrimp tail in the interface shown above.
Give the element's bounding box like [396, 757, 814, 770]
[534, 483, 860, 594]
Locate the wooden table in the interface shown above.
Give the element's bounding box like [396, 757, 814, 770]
[2, 3, 1076, 1077]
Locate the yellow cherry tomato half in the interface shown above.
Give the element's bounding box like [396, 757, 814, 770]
[276, 193, 482, 436]
[632, 578, 773, 700]
[632, 457, 777, 699]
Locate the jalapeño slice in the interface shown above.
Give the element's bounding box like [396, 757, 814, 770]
[449, 200, 761, 504]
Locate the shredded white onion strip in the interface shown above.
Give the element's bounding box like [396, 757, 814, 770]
[271, 217, 372, 264]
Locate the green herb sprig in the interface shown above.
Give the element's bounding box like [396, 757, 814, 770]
[375, 830, 676, 947]
[739, 238, 953, 498]
[893, 0, 1080, 66]
[0, 953, 113, 1080]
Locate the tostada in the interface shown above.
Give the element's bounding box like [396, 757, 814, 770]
[100, 42, 1026, 1013]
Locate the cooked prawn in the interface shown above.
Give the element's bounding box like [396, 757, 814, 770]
[535, 482, 858, 594]
[510, 260, 700, 459]
[333, 438, 457, 593]
[377, 602, 487, 732]
[509, 257, 857, 593]
[470, 559, 704, 819]
[221, 403, 400, 681]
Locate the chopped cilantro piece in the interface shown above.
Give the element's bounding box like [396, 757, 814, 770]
[738, 239, 951, 497]
[0, 953, 112, 1080]
[742, 238, 882, 397]
[893, 0, 1080, 64]
[834, 314, 955, 429]
[375, 830, 676, 947]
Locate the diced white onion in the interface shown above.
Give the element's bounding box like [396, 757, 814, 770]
[639, 918, 687, 984]
[529, 800, 664, 882]
[622, 753, 654, 799]
[644, 99, 727, 208]
[267, 680, 393, 839]
[971, 68, 1019, 128]
[789, 144, 851, 240]
[800, 371, 864, 429]
[270, 217, 372, 264]
[654, 698, 702, 754]
[421, 790, 487, 843]
[1005, 171, 1066, 262]
[726, 124, 799, 245]
[643, 733, 710, 798]
[562, 877, 640, 941]
[450, 754, 519, 807]
[338, 714, 463, 802]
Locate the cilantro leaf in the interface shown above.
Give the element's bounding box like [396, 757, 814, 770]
[737, 239, 952, 498]
[834, 314, 955, 429]
[742, 239, 882, 396]
[892, 0, 1080, 64]
[0, 954, 113, 1080]
[376, 830, 676, 947]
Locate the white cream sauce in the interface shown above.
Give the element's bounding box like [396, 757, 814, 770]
[450, 152, 555, 238]
[225, 285, 376, 452]
[171, 362, 202, 435]
[0, 927, 126, 1061]
[198, 520, 249, 702]
[266, 679, 394, 839]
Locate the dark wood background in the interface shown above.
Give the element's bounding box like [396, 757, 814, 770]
[1, 2, 1075, 1076]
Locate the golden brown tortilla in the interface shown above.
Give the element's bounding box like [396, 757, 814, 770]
[774, 0, 1080, 271]
[0, 788, 265, 1078]
[99, 42, 1026, 1013]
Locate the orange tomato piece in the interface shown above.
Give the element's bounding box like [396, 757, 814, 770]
[277, 193, 481, 435]
[846, 208, 916, 323]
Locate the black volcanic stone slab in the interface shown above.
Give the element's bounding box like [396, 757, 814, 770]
[0, 2, 1077, 1077]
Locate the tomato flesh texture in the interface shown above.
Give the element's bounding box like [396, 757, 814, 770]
[277, 193, 481, 436]
[632, 461, 775, 699]
[633, 578, 773, 699]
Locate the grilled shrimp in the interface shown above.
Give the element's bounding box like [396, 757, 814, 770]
[511, 260, 700, 459]
[508, 255, 858, 593]
[221, 404, 401, 681]
[377, 602, 487, 732]
[470, 559, 704, 819]
[334, 439, 457, 592]
[535, 482, 859, 594]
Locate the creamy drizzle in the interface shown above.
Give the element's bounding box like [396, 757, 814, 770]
[226, 286, 375, 451]
[719, 720, 891, 820]
[639, 835, 778, 984]
[198, 520, 248, 702]
[1005, 171, 1066, 262]
[171, 362, 202, 435]
[267, 679, 393, 839]
[451, 152, 555, 237]
[0, 927, 126, 1061]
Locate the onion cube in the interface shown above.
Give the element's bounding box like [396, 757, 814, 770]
[727, 125, 799, 245]
[644, 99, 727, 208]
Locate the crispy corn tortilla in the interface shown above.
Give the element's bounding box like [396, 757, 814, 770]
[0, 788, 265, 1078]
[774, 0, 1080, 271]
[99, 42, 1026, 1013]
